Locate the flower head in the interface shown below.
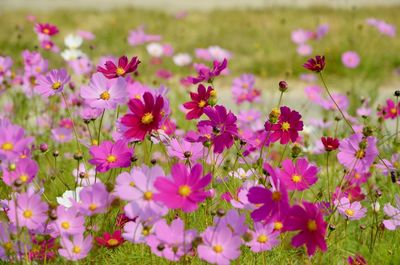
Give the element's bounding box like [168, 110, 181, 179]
[183, 84, 215, 120]
[35, 23, 59, 36]
[246, 222, 280, 252]
[74, 182, 112, 216]
[96, 230, 124, 248]
[303, 55, 325, 72]
[321, 136, 340, 152]
[58, 234, 92, 261]
[97, 56, 140, 79]
[336, 197, 366, 220]
[280, 158, 319, 191]
[187, 59, 227, 84]
[89, 140, 132, 173]
[35, 69, 70, 97]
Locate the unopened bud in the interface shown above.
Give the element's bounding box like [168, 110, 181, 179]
[278, 80, 288, 92]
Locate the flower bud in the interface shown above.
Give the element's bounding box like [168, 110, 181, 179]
[73, 152, 83, 161]
[394, 90, 400, 97]
[269, 108, 280, 123]
[39, 143, 48, 152]
[53, 150, 59, 157]
[278, 80, 288, 92]
[291, 144, 302, 159]
[242, 231, 253, 242]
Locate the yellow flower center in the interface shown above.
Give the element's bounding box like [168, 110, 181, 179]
[291, 174, 302, 183]
[307, 220, 317, 231]
[272, 191, 281, 201]
[100, 91, 110, 100]
[107, 239, 119, 246]
[142, 228, 150, 236]
[91, 139, 98, 146]
[143, 191, 153, 200]
[23, 210, 33, 219]
[88, 203, 98, 211]
[281, 121, 290, 131]
[390, 108, 397, 114]
[107, 155, 117, 163]
[141, 113, 154, 125]
[394, 162, 399, 169]
[198, 100, 206, 108]
[345, 209, 354, 217]
[210, 90, 217, 97]
[213, 244, 223, 253]
[354, 173, 361, 179]
[129, 181, 135, 187]
[19, 175, 28, 183]
[51, 81, 61, 90]
[116, 67, 125, 76]
[3, 242, 12, 251]
[61, 221, 70, 230]
[274, 221, 283, 230]
[355, 150, 365, 159]
[72, 246, 81, 254]
[257, 234, 268, 243]
[178, 185, 192, 197]
[2, 142, 14, 151]
[43, 28, 50, 34]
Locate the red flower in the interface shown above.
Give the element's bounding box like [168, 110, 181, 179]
[264, 106, 303, 145]
[121, 92, 164, 141]
[96, 230, 124, 248]
[35, 23, 59, 36]
[187, 59, 227, 84]
[303, 55, 325, 72]
[183, 84, 215, 120]
[97, 56, 141, 79]
[321, 137, 339, 152]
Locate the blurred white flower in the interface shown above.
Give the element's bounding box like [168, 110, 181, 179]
[173, 53, 192, 66]
[61, 49, 85, 61]
[56, 187, 83, 208]
[146, 42, 164, 57]
[64, 34, 83, 49]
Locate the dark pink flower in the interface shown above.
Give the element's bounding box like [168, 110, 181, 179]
[35, 23, 59, 36]
[89, 140, 132, 173]
[303, 55, 325, 72]
[280, 158, 319, 191]
[183, 84, 215, 120]
[187, 59, 227, 84]
[97, 56, 140, 79]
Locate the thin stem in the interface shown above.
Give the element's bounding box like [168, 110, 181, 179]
[61, 92, 81, 152]
[97, 109, 106, 144]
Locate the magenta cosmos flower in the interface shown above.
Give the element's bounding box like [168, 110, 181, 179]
[246, 222, 280, 253]
[380, 99, 400, 120]
[120, 92, 164, 141]
[146, 218, 197, 261]
[8, 192, 49, 230]
[264, 106, 303, 145]
[280, 158, 319, 191]
[74, 182, 113, 216]
[80, 73, 128, 110]
[183, 84, 215, 119]
[36, 69, 70, 97]
[303, 55, 325, 72]
[89, 139, 132, 173]
[337, 133, 378, 173]
[0, 120, 33, 161]
[342, 51, 360, 69]
[59, 234, 92, 261]
[35, 23, 59, 36]
[197, 105, 238, 154]
[198, 226, 241, 265]
[2, 158, 38, 187]
[187, 58, 227, 84]
[284, 201, 327, 256]
[153, 163, 211, 212]
[97, 55, 140, 79]
[247, 163, 289, 221]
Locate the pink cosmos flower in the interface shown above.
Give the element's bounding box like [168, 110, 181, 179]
[97, 56, 140, 79]
[246, 222, 280, 252]
[379, 99, 400, 120]
[8, 192, 49, 230]
[89, 140, 132, 173]
[115, 165, 168, 221]
[59, 234, 92, 261]
[264, 106, 303, 145]
[303, 55, 325, 72]
[123, 221, 153, 244]
[36, 69, 70, 97]
[297, 44, 313, 56]
[183, 84, 215, 120]
[35, 23, 59, 36]
[342, 51, 360, 68]
[167, 138, 204, 163]
[51, 127, 73, 143]
[0, 119, 33, 161]
[213, 209, 248, 236]
[198, 226, 241, 265]
[127, 25, 162, 46]
[284, 201, 327, 256]
[248, 163, 289, 221]
[73, 182, 112, 216]
[383, 195, 400, 230]
[80, 73, 128, 110]
[2, 158, 38, 187]
[337, 133, 378, 173]
[187, 59, 227, 84]
[280, 158, 319, 191]
[146, 218, 196, 261]
[40, 39, 59, 53]
[77, 30, 95, 40]
[154, 163, 211, 212]
[336, 197, 366, 220]
[197, 105, 238, 153]
[120, 92, 165, 141]
[52, 206, 85, 236]
[376, 153, 399, 176]
[0, 56, 12, 77]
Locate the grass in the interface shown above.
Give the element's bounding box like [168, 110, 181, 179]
[0, 5, 400, 265]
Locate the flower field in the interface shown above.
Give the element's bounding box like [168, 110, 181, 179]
[0, 5, 399, 265]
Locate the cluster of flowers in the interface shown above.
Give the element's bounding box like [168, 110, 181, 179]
[0, 20, 399, 265]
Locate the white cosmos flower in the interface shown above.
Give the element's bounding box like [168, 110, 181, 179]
[56, 187, 83, 208]
[61, 49, 85, 61]
[64, 34, 83, 49]
[173, 53, 192, 66]
[146, 42, 163, 57]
